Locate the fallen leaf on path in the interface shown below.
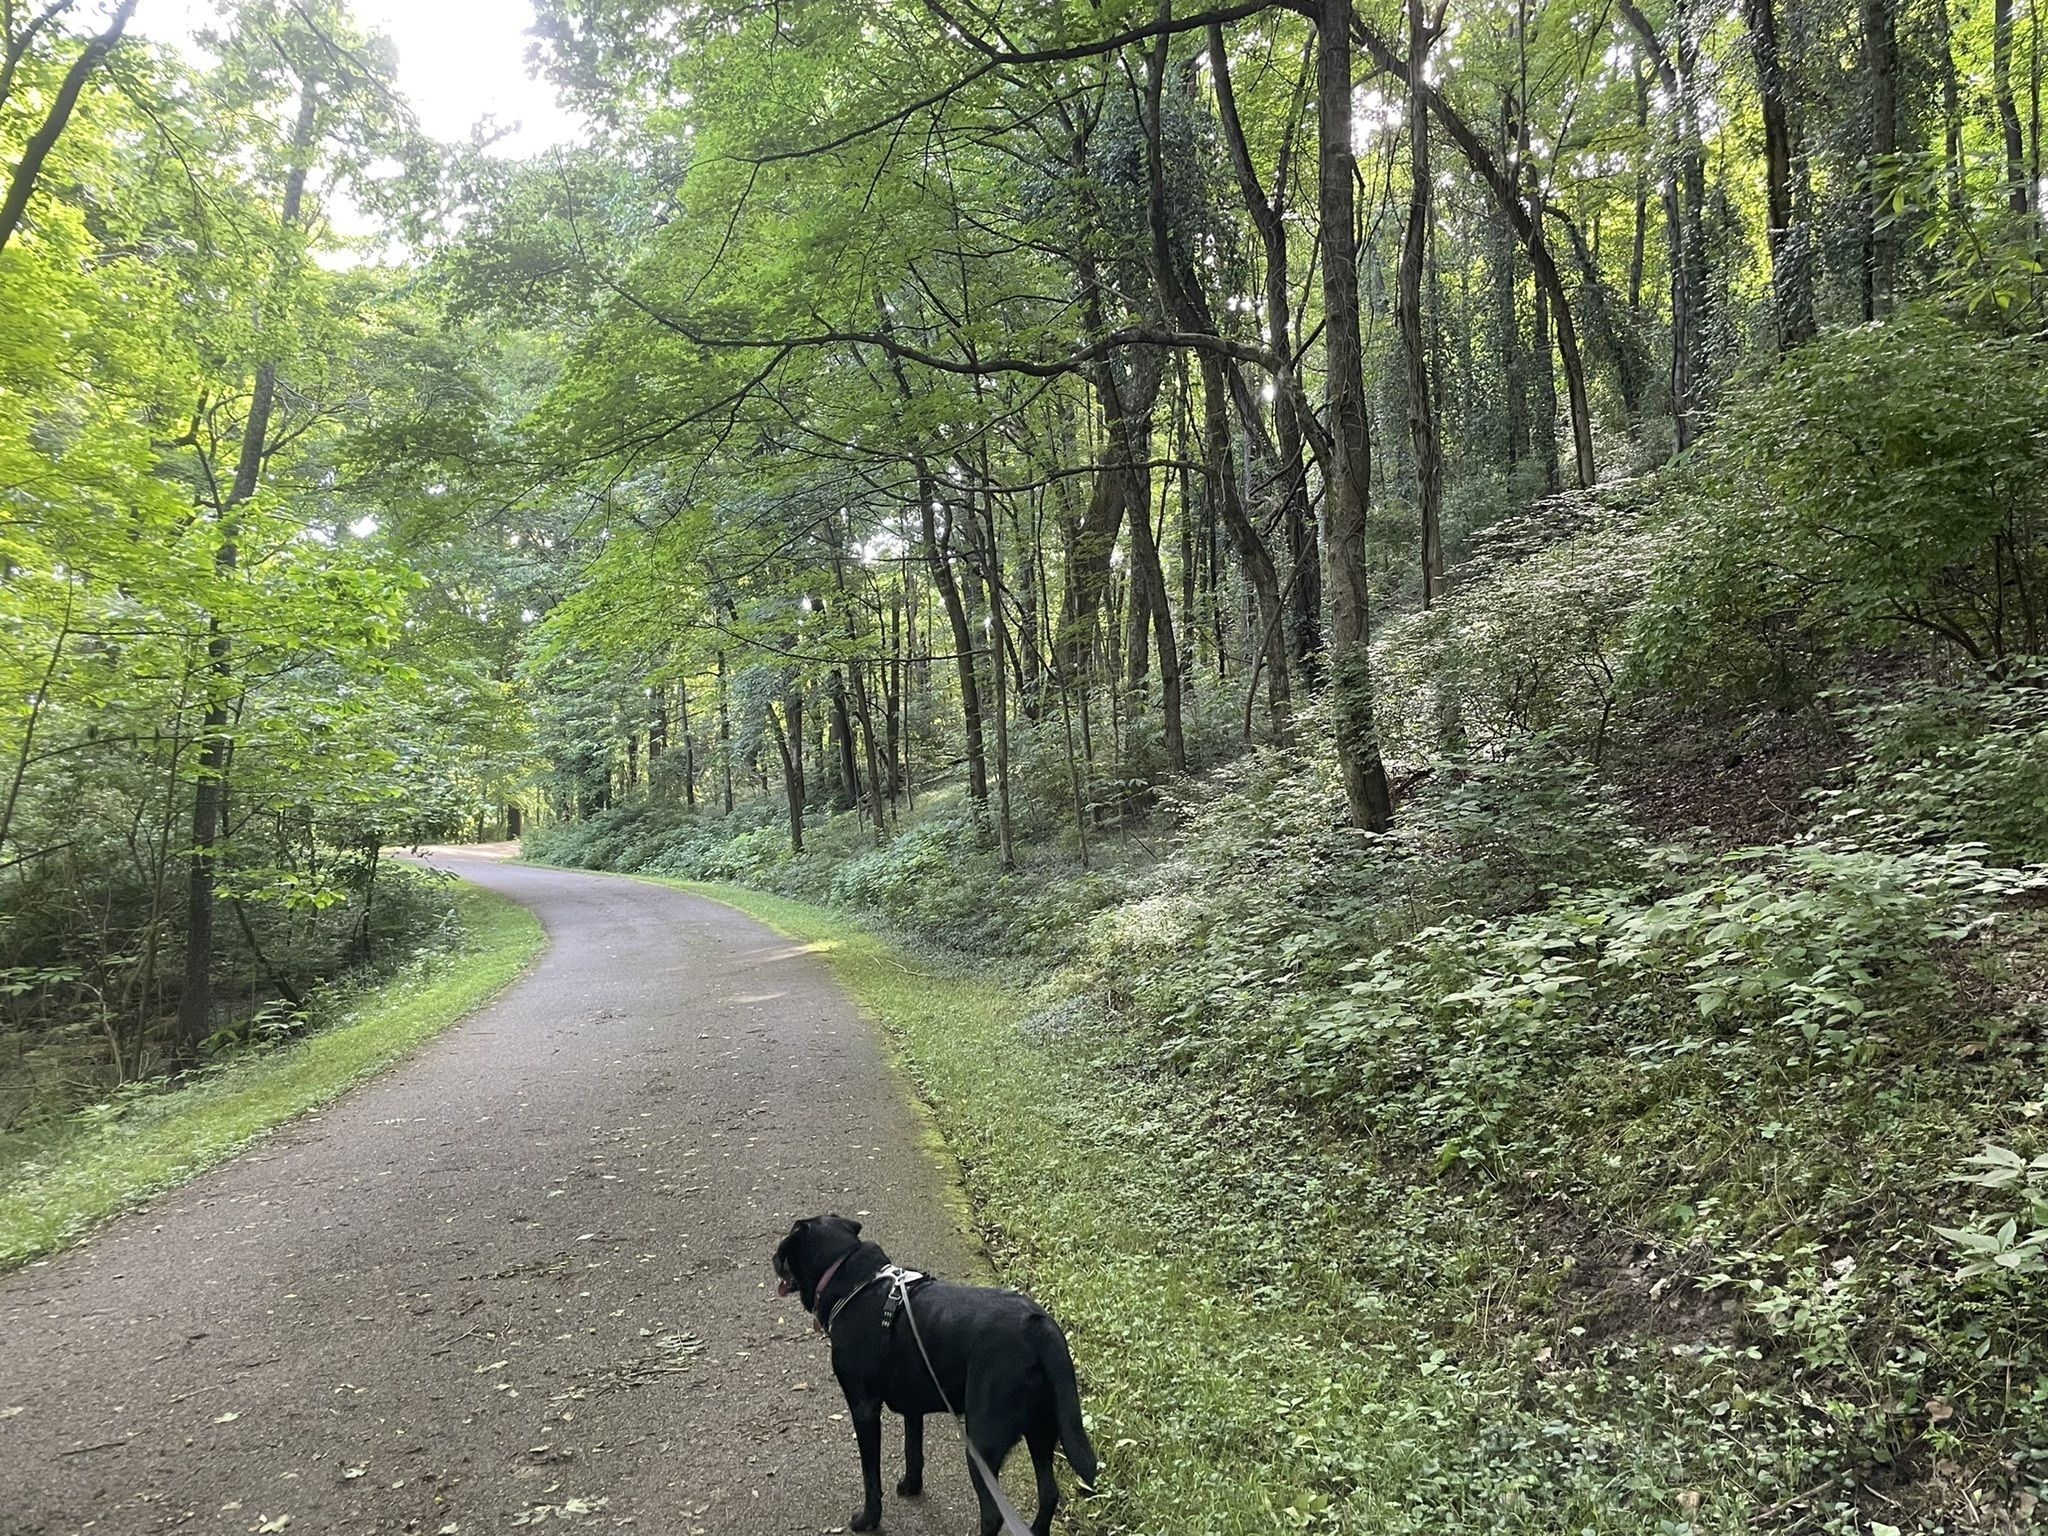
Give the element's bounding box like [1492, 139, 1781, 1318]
[510, 1495, 610, 1524]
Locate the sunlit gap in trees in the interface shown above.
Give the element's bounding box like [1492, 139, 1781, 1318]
[857, 531, 908, 567]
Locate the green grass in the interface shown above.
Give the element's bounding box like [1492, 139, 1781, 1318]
[0, 883, 543, 1271]
[666, 878, 1749, 1536]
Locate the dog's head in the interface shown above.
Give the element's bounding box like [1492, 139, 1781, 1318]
[773, 1214, 864, 1313]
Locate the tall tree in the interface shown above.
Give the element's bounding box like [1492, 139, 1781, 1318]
[1317, 0, 1394, 831]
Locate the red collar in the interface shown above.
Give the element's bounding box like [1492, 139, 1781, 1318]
[810, 1253, 850, 1329]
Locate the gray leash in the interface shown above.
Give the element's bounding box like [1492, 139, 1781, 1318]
[891, 1272, 1038, 1536]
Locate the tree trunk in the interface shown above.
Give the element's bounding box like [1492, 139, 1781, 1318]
[1400, 0, 1446, 603]
[787, 687, 806, 811]
[884, 589, 903, 799]
[1934, 0, 1966, 216]
[678, 675, 697, 808]
[767, 697, 805, 853]
[1552, 209, 1645, 425]
[977, 497, 1018, 869]
[1357, 23, 1594, 484]
[1059, 344, 1165, 683]
[828, 668, 860, 810]
[1744, 0, 1815, 346]
[1211, 26, 1322, 685]
[1495, 200, 1526, 473]
[1629, 64, 1649, 313]
[1012, 503, 1043, 713]
[850, 661, 889, 842]
[1530, 246, 1562, 492]
[1617, 0, 1709, 446]
[716, 648, 735, 813]
[1124, 35, 1210, 776]
[1862, 0, 1899, 318]
[177, 77, 319, 1056]
[1996, 0, 2031, 211]
[1201, 350, 1291, 737]
[1126, 488, 1185, 772]
[918, 467, 990, 808]
[1125, 540, 1152, 688]
[1318, 0, 1394, 832]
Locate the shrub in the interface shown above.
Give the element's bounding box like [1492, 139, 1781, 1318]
[1636, 310, 2048, 704]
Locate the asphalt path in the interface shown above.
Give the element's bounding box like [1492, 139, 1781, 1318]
[1, 856, 983, 1535]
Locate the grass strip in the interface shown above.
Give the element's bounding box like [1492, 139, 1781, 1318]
[0, 882, 543, 1271]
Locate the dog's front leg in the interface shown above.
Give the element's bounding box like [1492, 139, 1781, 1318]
[848, 1403, 885, 1532]
[898, 1412, 924, 1496]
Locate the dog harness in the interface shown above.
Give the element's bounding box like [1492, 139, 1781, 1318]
[821, 1263, 926, 1336]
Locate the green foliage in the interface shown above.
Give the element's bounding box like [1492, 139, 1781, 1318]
[1936, 1144, 2048, 1280]
[1638, 312, 2048, 701]
[1035, 699, 2048, 1526]
[690, 878, 1993, 1535]
[529, 790, 1142, 959]
[0, 5, 523, 1106]
[1821, 665, 2048, 863]
[9, 0, 2048, 1525]
[1297, 837, 2039, 1160]
[528, 797, 793, 883]
[1380, 496, 1661, 762]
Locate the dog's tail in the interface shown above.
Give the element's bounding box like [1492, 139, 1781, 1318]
[1030, 1312, 1098, 1489]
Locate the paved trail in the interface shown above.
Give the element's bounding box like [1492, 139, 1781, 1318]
[1, 858, 981, 1536]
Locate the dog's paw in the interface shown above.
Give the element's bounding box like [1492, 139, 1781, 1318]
[895, 1475, 923, 1498]
[849, 1507, 882, 1532]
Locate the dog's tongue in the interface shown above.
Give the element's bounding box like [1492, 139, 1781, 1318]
[777, 1278, 793, 1297]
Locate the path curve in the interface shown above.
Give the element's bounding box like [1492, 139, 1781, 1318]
[1, 857, 980, 1536]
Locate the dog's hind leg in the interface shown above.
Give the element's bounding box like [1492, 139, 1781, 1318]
[964, 1369, 1027, 1536]
[898, 1412, 924, 1497]
[1024, 1418, 1060, 1536]
[848, 1404, 885, 1532]
[963, 1432, 1007, 1536]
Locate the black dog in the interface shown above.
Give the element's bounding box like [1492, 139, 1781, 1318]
[773, 1214, 1098, 1536]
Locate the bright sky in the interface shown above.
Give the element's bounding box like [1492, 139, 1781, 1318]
[138, 0, 587, 157]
